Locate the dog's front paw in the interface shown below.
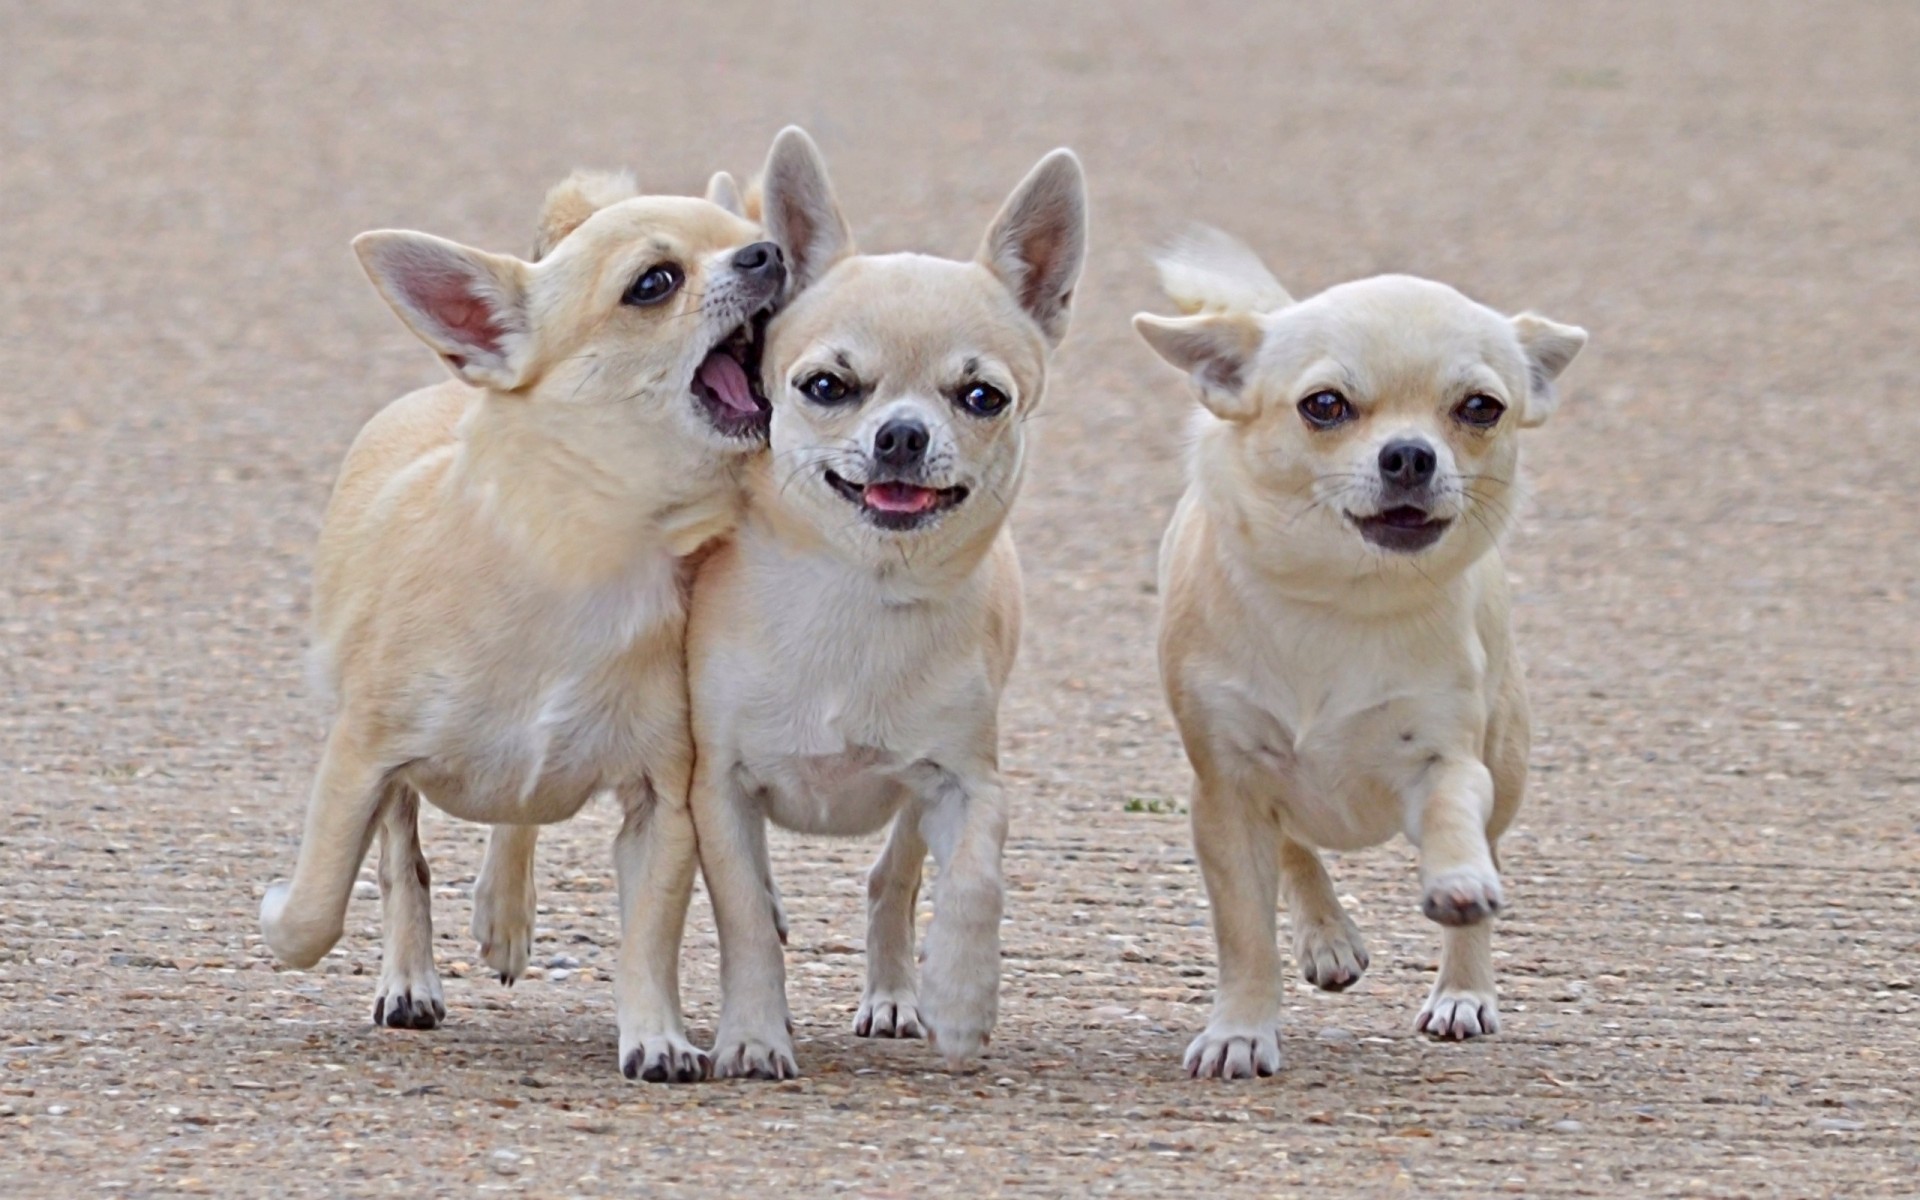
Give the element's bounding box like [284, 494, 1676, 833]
[619, 1032, 710, 1084]
[1294, 912, 1370, 992]
[372, 959, 446, 1031]
[710, 1025, 799, 1081]
[471, 882, 534, 986]
[1417, 987, 1501, 1040]
[920, 955, 996, 1068]
[1183, 1021, 1282, 1080]
[854, 988, 924, 1039]
[1421, 868, 1504, 927]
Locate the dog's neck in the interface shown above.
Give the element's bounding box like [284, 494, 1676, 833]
[452, 393, 741, 585]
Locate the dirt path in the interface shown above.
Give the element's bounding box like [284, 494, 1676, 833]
[3, 3, 1916, 1196]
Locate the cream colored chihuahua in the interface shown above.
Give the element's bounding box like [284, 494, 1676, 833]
[257, 170, 786, 1083]
[1134, 228, 1586, 1079]
[686, 128, 1087, 1078]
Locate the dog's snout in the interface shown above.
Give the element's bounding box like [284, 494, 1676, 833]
[733, 241, 785, 280]
[1378, 439, 1438, 489]
[873, 418, 930, 470]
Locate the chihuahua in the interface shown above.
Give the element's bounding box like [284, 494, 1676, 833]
[1134, 228, 1586, 1078]
[257, 170, 783, 1083]
[685, 128, 1087, 1078]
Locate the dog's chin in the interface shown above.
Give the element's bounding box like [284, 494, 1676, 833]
[825, 470, 970, 532]
[690, 305, 774, 444]
[1348, 505, 1453, 554]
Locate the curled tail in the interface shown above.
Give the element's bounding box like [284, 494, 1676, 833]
[1151, 225, 1291, 315]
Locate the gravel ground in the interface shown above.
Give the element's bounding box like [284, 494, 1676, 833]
[3, 3, 1917, 1196]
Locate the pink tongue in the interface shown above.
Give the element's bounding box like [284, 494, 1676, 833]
[864, 483, 939, 513]
[696, 352, 757, 415]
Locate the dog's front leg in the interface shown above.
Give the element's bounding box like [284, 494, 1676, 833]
[610, 771, 707, 1083]
[1185, 773, 1284, 1079]
[914, 765, 1008, 1068]
[695, 760, 796, 1080]
[1408, 757, 1503, 1039]
[855, 812, 927, 1039]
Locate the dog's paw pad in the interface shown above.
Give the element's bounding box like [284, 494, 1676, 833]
[1416, 990, 1501, 1040]
[1295, 917, 1370, 992]
[710, 1032, 799, 1081]
[1183, 1024, 1282, 1080]
[1421, 870, 1504, 927]
[854, 991, 924, 1039]
[620, 1035, 710, 1085]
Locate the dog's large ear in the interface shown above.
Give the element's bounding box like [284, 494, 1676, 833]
[759, 127, 852, 292]
[354, 231, 537, 392]
[978, 149, 1088, 346]
[1511, 314, 1588, 427]
[705, 170, 745, 218]
[1132, 311, 1265, 422]
[533, 169, 638, 261]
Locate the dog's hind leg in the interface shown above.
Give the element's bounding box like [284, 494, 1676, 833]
[472, 824, 539, 985]
[259, 727, 390, 969]
[372, 784, 444, 1029]
[855, 812, 927, 1039]
[1279, 837, 1369, 992]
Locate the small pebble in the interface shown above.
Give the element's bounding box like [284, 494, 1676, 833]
[1551, 1120, 1583, 1133]
[1816, 1118, 1865, 1132]
[1316, 1026, 1355, 1043]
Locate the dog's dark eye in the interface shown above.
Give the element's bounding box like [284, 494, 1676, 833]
[955, 382, 1010, 417]
[1454, 393, 1506, 428]
[1297, 390, 1353, 429]
[799, 370, 854, 405]
[623, 264, 683, 307]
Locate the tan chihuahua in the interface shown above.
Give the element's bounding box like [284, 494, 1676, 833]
[258, 171, 784, 1083]
[1135, 229, 1586, 1078]
[686, 128, 1087, 1078]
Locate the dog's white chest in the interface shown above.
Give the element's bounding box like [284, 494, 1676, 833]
[1200, 619, 1487, 852]
[724, 566, 989, 838]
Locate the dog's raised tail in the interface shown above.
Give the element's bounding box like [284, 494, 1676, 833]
[1152, 225, 1292, 316]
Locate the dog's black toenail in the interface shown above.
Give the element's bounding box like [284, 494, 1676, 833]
[640, 1059, 669, 1084]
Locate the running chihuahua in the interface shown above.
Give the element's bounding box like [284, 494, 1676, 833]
[1135, 228, 1585, 1078]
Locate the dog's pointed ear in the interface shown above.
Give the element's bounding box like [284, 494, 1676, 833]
[705, 170, 745, 218]
[1511, 313, 1588, 427]
[1133, 311, 1265, 421]
[979, 149, 1088, 346]
[354, 230, 538, 392]
[759, 126, 852, 293]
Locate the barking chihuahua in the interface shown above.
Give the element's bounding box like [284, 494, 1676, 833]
[686, 128, 1087, 1078]
[1135, 229, 1586, 1079]
[257, 172, 783, 1083]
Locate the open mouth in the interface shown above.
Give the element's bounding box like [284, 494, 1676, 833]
[691, 305, 774, 440]
[1350, 505, 1452, 553]
[825, 470, 969, 531]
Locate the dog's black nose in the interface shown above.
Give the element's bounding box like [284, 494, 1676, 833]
[1378, 439, 1438, 489]
[873, 418, 930, 470]
[733, 241, 784, 277]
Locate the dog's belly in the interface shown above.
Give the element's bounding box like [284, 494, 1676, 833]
[750, 746, 914, 837]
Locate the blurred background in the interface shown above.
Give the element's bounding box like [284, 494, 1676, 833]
[2, 3, 1915, 1195]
